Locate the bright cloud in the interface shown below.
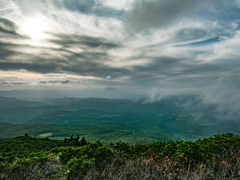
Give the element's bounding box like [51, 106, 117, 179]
[19, 18, 52, 40]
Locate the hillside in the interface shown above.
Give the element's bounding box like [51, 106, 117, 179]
[0, 96, 239, 143]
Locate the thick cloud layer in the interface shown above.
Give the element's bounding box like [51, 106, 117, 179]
[125, 0, 240, 32]
[0, 17, 17, 34]
[0, 0, 240, 107]
[125, 0, 198, 31]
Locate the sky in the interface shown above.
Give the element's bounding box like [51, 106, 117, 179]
[0, 0, 240, 100]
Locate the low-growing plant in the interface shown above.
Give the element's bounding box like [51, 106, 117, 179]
[0, 134, 239, 179]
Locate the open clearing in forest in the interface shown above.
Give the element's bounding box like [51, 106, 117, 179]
[40, 133, 52, 137]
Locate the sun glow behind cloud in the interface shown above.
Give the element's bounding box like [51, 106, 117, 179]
[19, 18, 51, 40]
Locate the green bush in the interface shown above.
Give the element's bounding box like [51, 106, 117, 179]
[0, 134, 239, 179]
[66, 156, 95, 178]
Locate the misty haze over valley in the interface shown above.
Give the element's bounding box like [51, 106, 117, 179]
[0, 91, 239, 143]
[0, 0, 240, 142]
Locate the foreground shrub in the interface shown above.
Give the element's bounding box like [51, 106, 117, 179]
[0, 157, 65, 180]
[0, 134, 239, 179]
[82, 149, 240, 180]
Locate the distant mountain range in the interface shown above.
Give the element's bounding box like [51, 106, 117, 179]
[0, 96, 48, 108]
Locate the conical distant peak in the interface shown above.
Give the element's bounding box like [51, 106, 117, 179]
[104, 87, 118, 91]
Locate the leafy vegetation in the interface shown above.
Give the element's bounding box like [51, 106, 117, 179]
[0, 133, 239, 179]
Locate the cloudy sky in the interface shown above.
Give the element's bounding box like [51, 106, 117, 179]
[0, 0, 240, 98]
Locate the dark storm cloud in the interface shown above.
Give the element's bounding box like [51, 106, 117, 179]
[0, 81, 27, 85]
[36, 33, 129, 77]
[1, 79, 76, 86]
[0, 62, 59, 73]
[0, 17, 18, 35]
[0, 50, 128, 79]
[0, 40, 68, 73]
[39, 80, 72, 84]
[64, 60, 129, 77]
[0, 42, 18, 59]
[132, 57, 181, 75]
[124, 0, 198, 31]
[0, 17, 25, 43]
[51, 34, 121, 49]
[125, 51, 240, 89]
[181, 60, 240, 77]
[127, 56, 184, 85]
[125, 0, 240, 32]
